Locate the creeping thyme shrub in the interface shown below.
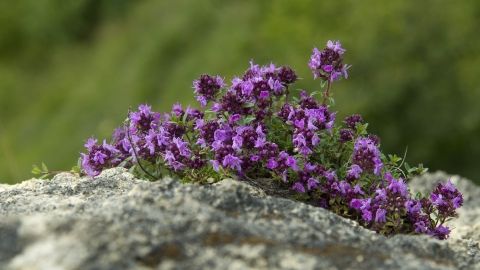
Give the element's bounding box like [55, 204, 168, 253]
[80, 41, 463, 239]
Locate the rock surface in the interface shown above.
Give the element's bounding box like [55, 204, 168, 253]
[0, 168, 478, 270]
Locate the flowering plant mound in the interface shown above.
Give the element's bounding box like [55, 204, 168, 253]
[79, 41, 462, 239]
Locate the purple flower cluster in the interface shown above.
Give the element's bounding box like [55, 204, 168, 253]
[80, 40, 462, 239]
[344, 114, 363, 129]
[402, 179, 463, 239]
[309, 40, 350, 81]
[352, 137, 383, 175]
[193, 75, 225, 107]
[279, 91, 335, 157]
[214, 61, 298, 121]
[81, 138, 121, 177]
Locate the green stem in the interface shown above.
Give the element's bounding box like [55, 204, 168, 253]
[322, 79, 332, 105]
[125, 124, 156, 180]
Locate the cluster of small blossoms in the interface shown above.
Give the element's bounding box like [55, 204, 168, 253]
[278, 91, 335, 157]
[80, 40, 462, 239]
[81, 138, 121, 177]
[193, 75, 225, 107]
[309, 40, 350, 81]
[352, 137, 383, 175]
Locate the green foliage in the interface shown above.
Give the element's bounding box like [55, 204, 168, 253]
[1, 0, 480, 183]
[31, 162, 80, 180]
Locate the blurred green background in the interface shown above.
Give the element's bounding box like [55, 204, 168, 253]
[1, 0, 479, 184]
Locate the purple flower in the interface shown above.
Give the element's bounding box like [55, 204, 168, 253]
[210, 160, 221, 172]
[309, 40, 349, 81]
[219, 91, 247, 115]
[430, 180, 463, 217]
[327, 40, 346, 54]
[361, 210, 373, 222]
[81, 138, 121, 177]
[293, 133, 307, 147]
[387, 175, 408, 197]
[185, 106, 203, 121]
[170, 161, 186, 171]
[375, 208, 387, 223]
[172, 137, 191, 157]
[172, 103, 184, 117]
[250, 155, 260, 162]
[145, 129, 160, 155]
[353, 185, 364, 195]
[350, 199, 363, 210]
[324, 170, 338, 182]
[452, 196, 463, 209]
[414, 221, 428, 233]
[346, 164, 363, 181]
[79, 43, 463, 240]
[350, 198, 371, 211]
[339, 129, 354, 143]
[352, 137, 383, 175]
[278, 66, 297, 85]
[292, 182, 306, 193]
[307, 178, 319, 190]
[337, 181, 352, 195]
[431, 225, 451, 240]
[430, 193, 444, 207]
[367, 134, 380, 146]
[214, 128, 230, 142]
[283, 153, 299, 171]
[232, 135, 243, 151]
[259, 90, 270, 100]
[266, 158, 278, 169]
[405, 200, 422, 215]
[344, 114, 364, 130]
[129, 104, 161, 133]
[239, 80, 254, 97]
[164, 150, 175, 163]
[211, 102, 222, 112]
[311, 134, 320, 146]
[299, 91, 320, 109]
[111, 128, 131, 159]
[229, 114, 241, 124]
[375, 188, 387, 201]
[443, 180, 457, 192]
[222, 154, 242, 172]
[193, 74, 224, 107]
[268, 77, 284, 95]
[199, 120, 220, 146]
[294, 119, 305, 130]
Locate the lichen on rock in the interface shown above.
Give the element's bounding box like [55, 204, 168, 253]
[0, 168, 478, 270]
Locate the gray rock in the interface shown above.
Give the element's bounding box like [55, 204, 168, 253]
[0, 168, 478, 270]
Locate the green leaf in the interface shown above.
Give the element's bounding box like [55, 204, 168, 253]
[242, 116, 256, 125]
[32, 165, 42, 175]
[311, 91, 322, 97]
[404, 162, 411, 171]
[182, 111, 189, 123]
[71, 165, 80, 174]
[328, 96, 335, 106]
[41, 162, 48, 172]
[204, 110, 217, 119]
[356, 123, 369, 135]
